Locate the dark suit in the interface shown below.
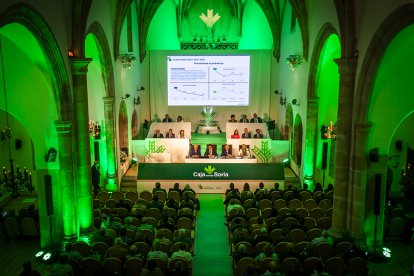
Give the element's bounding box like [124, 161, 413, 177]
[250, 117, 263, 123]
[221, 146, 233, 157]
[242, 133, 252, 138]
[189, 146, 201, 158]
[253, 133, 263, 138]
[163, 118, 172, 122]
[166, 133, 175, 138]
[153, 133, 164, 138]
[239, 118, 249, 123]
[204, 147, 217, 158]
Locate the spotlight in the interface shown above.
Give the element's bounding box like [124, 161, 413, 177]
[131, 157, 137, 165]
[122, 94, 130, 100]
[134, 97, 140, 106]
[137, 86, 145, 92]
[67, 49, 74, 57]
[292, 99, 300, 106]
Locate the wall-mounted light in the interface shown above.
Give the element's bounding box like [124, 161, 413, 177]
[136, 86, 145, 92]
[119, 53, 136, 70]
[122, 94, 130, 100]
[280, 96, 286, 106]
[67, 49, 74, 57]
[134, 96, 140, 106]
[286, 54, 303, 71]
[292, 99, 300, 106]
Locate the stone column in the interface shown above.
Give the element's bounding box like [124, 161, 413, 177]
[349, 121, 372, 240]
[303, 97, 319, 187]
[55, 120, 77, 240]
[331, 58, 357, 237]
[71, 58, 93, 233]
[103, 96, 118, 191]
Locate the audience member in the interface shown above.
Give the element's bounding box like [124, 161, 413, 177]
[63, 242, 83, 261]
[169, 182, 182, 195]
[310, 230, 333, 248]
[93, 228, 113, 246]
[152, 182, 167, 194]
[48, 254, 73, 276]
[158, 215, 175, 232]
[172, 228, 193, 247]
[147, 195, 163, 211]
[106, 237, 128, 260]
[119, 227, 133, 246]
[231, 129, 240, 138]
[147, 243, 169, 262]
[171, 243, 193, 262]
[256, 243, 279, 262]
[261, 260, 281, 276]
[233, 244, 252, 263]
[325, 183, 334, 193]
[225, 183, 240, 196]
[124, 217, 138, 232]
[169, 260, 189, 276]
[252, 227, 272, 246]
[140, 259, 165, 276]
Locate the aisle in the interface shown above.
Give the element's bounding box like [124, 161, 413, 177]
[193, 194, 232, 276]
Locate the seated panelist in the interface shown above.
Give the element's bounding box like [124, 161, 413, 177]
[153, 129, 164, 138]
[166, 128, 175, 138]
[221, 144, 233, 158]
[229, 114, 238, 122]
[253, 129, 263, 139]
[231, 130, 240, 139]
[239, 144, 250, 158]
[189, 144, 201, 158]
[204, 144, 217, 158]
[239, 114, 249, 123]
[242, 128, 252, 138]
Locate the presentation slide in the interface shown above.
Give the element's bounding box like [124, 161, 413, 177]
[167, 55, 250, 106]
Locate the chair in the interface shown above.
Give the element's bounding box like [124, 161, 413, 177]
[390, 207, 405, 219]
[64, 257, 80, 276]
[306, 228, 322, 242]
[100, 207, 112, 216]
[283, 217, 299, 226]
[242, 198, 254, 209]
[73, 241, 91, 257]
[169, 256, 191, 273]
[141, 228, 155, 241]
[233, 242, 254, 255]
[139, 190, 153, 202]
[281, 257, 301, 273]
[325, 256, 345, 276]
[20, 217, 38, 237]
[111, 191, 124, 201]
[258, 257, 274, 274]
[171, 241, 191, 252]
[104, 257, 123, 274]
[157, 241, 171, 255]
[261, 208, 272, 219]
[326, 207, 333, 218]
[112, 216, 123, 224]
[147, 208, 162, 220]
[154, 190, 167, 202]
[274, 241, 292, 256]
[335, 241, 352, 256]
[387, 217, 405, 237]
[93, 199, 103, 209]
[94, 217, 102, 229]
[277, 207, 291, 217]
[314, 242, 333, 261]
[254, 241, 271, 254]
[269, 191, 282, 201]
[304, 217, 317, 230]
[3, 217, 20, 238]
[258, 199, 272, 210]
[293, 241, 309, 255]
[266, 217, 278, 227]
[134, 241, 150, 256]
[99, 191, 110, 203]
[182, 190, 195, 199]
[115, 207, 129, 218]
[168, 190, 181, 202]
[82, 257, 101, 275]
[303, 199, 318, 211]
[345, 257, 368, 276]
[302, 257, 323, 274]
[151, 257, 168, 274]
[156, 228, 173, 240]
[91, 242, 109, 257]
[300, 191, 312, 202]
[309, 207, 325, 221]
[145, 216, 159, 228]
[288, 199, 303, 209]
[270, 228, 283, 243]
[319, 198, 333, 211]
[126, 228, 136, 241]
[273, 199, 287, 210]
[236, 257, 257, 276]
[125, 191, 139, 202]
[124, 257, 145, 276]
[177, 217, 193, 231]
[105, 199, 118, 209]
[288, 228, 306, 244]
[317, 217, 332, 229]
[245, 208, 260, 220]
[129, 217, 140, 227]
[295, 207, 309, 218]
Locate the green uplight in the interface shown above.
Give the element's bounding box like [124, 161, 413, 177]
[106, 177, 117, 191]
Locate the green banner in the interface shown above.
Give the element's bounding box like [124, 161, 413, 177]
[137, 163, 285, 180]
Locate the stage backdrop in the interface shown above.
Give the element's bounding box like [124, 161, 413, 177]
[149, 50, 272, 130]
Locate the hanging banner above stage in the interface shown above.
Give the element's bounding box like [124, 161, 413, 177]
[137, 163, 285, 180]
